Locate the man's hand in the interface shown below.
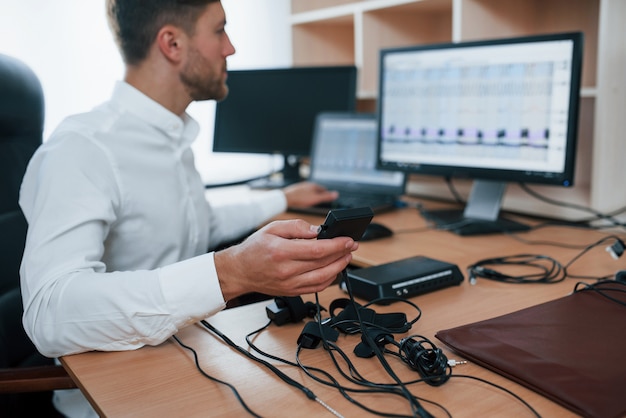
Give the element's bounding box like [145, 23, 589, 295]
[283, 181, 338, 209]
[214, 219, 358, 301]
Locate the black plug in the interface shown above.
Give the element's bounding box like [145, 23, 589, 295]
[606, 238, 625, 260]
[266, 296, 324, 326]
[265, 300, 292, 326]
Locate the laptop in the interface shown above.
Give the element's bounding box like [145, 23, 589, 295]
[290, 112, 406, 215]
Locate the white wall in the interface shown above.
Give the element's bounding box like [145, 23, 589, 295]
[0, 0, 291, 185]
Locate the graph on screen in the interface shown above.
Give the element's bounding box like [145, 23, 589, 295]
[380, 40, 575, 175]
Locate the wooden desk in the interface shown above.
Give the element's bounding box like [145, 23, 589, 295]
[61, 208, 623, 417]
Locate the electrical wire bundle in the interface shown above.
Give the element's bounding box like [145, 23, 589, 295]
[173, 265, 551, 417]
[467, 254, 564, 284]
[397, 336, 451, 387]
[468, 236, 626, 285]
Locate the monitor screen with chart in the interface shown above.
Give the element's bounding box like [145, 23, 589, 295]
[377, 32, 583, 235]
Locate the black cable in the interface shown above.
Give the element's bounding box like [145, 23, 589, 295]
[561, 235, 624, 280]
[339, 269, 436, 418]
[246, 318, 442, 418]
[573, 279, 626, 307]
[468, 254, 564, 284]
[244, 320, 297, 365]
[299, 284, 445, 417]
[247, 296, 539, 417]
[243, 312, 433, 417]
[447, 374, 541, 418]
[301, 346, 418, 417]
[312, 292, 537, 417]
[310, 292, 434, 417]
[172, 335, 263, 418]
[430, 178, 626, 231]
[395, 335, 451, 387]
[502, 223, 623, 250]
[295, 342, 447, 418]
[210, 318, 415, 418]
[417, 177, 626, 233]
[199, 320, 318, 402]
[444, 176, 465, 204]
[328, 294, 422, 335]
[468, 235, 625, 284]
[519, 183, 626, 229]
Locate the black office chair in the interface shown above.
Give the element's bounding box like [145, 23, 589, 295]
[0, 53, 76, 417]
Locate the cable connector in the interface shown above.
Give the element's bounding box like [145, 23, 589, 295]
[447, 359, 468, 367]
[469, 273, 477, 285]
[606, 238, 625, 260]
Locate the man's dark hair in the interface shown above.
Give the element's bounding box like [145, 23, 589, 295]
[106, 0, 220, 65]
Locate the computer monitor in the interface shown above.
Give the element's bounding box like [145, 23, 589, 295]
[213, 65, 357, 187]
[377, 32, 583, 235]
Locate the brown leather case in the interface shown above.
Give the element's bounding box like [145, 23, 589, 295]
[436, 281, 626, 418]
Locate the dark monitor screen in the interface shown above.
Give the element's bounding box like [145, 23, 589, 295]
[213, 66, 357, 185]
[377, 32, 583, 235]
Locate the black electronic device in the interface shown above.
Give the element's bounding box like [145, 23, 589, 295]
[317, 207, 374, 241]
[344, 256, 464, 302]
[377, 32, 583, 235]
[265, 296, 319, 326]
[213, 66, 357, 187]
[360, 223, 393, 241]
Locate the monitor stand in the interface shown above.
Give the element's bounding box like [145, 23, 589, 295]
[422, 180, 530, 236]
[247, 155, 303, 189]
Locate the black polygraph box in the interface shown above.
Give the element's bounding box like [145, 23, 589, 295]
[345, 256, 464, 302]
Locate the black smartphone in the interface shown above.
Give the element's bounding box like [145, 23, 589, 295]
[317, 207, 374, 241]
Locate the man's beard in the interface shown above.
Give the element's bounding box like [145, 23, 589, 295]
[180, 48, 228, 101]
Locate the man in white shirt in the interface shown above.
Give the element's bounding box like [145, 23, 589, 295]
[19, 1, 358, 416]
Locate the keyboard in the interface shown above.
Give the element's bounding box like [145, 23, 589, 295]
[291, 192, 397, 215]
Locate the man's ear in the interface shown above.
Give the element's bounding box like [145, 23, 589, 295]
[155, 25, 186, 63]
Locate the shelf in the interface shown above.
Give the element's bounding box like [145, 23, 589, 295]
[289, 0, 626, 220]
[361, 1, 453, 94]
[292, 16, 355, 66]
[460, 0, 599, 88]
[291, 0, 361, 15]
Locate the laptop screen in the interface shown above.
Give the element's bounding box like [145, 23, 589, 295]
[309, 112, 406, 194]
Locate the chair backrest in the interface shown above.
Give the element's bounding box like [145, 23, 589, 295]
[0, 56, 75, 418]
[0, 54, 44, 296]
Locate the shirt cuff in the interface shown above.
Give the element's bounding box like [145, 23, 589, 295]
[158, 252, 226, 325]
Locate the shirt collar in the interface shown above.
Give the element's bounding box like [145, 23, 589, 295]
[111, 81, 200, 148]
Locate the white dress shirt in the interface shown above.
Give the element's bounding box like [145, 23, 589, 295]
[19, 81, 287, 358]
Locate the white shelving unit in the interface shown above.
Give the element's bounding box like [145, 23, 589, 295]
[289, 0, 626, 220]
